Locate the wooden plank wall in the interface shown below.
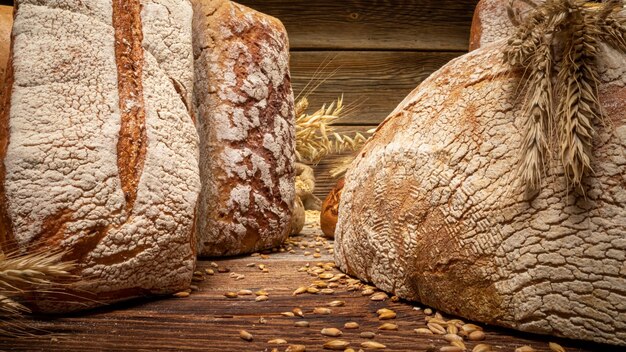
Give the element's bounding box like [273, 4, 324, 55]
[237, 0, 479, 199]
[0, 0, 480, 199]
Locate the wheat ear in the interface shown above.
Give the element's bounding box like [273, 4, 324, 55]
[557, 9, 601, 190]
[601, 4, 626, 53]
[517, 37, 553, 193]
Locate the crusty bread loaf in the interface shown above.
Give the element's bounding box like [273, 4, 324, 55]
[335, 34, 626, 348]
[1, 0, 200, 312]
[0, 5, 12, 102]
[192, 0, 295, 257]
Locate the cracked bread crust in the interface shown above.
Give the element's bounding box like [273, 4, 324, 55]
[335, 40, 626, 346]
[1, 0, 200, 312]
[192, 0, 295, 257]
[469, 0, 537, 51]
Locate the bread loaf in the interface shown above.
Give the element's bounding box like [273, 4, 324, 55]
[320, 178, 344, 239]
[0, 0, 200, 312]
[335, 17, 626, 349]
[192, 0, 295, 257]
[0, 5, 12, 101]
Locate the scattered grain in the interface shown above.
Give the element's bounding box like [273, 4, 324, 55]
[548, 343, 565, 352]
[323, 340, 350, 350]
[329, 300, 345, 307]
[424, 308, 433, 315]
[320, 289, 335, 295]
[293, 286, 307, 295]
[314, 307, 332, 315]
[293, 308, 304, 317]
[344, 322, 359, 329]
[360, 332, 376, 339]
[468, 330, 485, 341]
[427, 322, 446, 335]
[472, 344, 492, 352]
[451, 340, 466, 350]
[378, 323, 398, 331]
[173, 291, 189, 298]
[224, 292, 238, 298]
[295, 321, 310, 328]
[268, 339, 288, 344]
[361, 341, 386, 349]
[239, 330, 253, 341]
[440, 347, 463, 352]
[286, 345, 306, 352]
[237, 289, 253, 296]
[255, 295, 269, 302]
[361, 289, 375, 296]
[515, 346, 536, 352]
[444, 334, 463, 343]
[414, 328, 433, 335]
[378, 311, 396, 320]
[321, 328, 343, 337]
[281, 312, 295, 317]
[370, 292, 388, 301]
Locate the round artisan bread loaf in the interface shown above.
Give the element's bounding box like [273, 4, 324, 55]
[320, 178, 344, 239]
[192, 0, 295, 257]
[0, 0, 200, 312]
[335, 7, 626, 346]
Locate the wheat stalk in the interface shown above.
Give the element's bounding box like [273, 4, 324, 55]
[505, 0, 625, 195]
[556, 6, 601, 191]
[516, 36, 553, 193]
[0, 250, 76, 336]
[295, 96, 368, 164]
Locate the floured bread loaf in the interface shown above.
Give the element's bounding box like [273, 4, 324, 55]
[0, 0, 200, 312]
[335, 17, 626, 349]
[192, 0, 295, 257]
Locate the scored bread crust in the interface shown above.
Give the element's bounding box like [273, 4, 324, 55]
[192, 0, 295, 257]
[335, 40, 626, 348]
[1, 0, 200, 312]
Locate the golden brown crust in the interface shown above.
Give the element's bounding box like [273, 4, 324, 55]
[0, 5, 12, 99]
[0, 6, 13, 251]
[113, 0, 147, 212]
[320, 178, 344, 239]
[469, 0, 484, 51]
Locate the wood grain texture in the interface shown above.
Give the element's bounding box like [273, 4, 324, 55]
[0, 221, 608, 351]
[290, 51, 459, 125]
[238, 0, 479, 51]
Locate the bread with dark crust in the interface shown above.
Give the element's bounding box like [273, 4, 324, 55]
[192, 0, 295, 257]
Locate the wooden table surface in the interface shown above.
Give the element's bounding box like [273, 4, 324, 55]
[0, 213, 610, 351]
